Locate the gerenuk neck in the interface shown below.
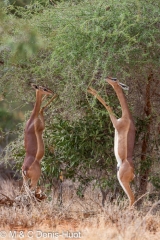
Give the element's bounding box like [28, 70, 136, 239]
[113, 85, 132, 119]
[31, 90, 43, 119]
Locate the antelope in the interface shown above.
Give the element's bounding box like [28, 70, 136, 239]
[22, 84, 57, 191]
[88, 77, 135, 207]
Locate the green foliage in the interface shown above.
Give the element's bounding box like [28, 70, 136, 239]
[0, 108, 17, 129]
[0, 2, 42, 67]
[1, 0, 160, 101]
[44, 108, 115, 181]
[150, 173, 160, 189]
[0, 107, 21, 149]
[47, 0, 159, 80]
[4, 0, 48, 7]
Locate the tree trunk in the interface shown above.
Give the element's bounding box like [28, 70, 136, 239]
[139, 70, 153, 194]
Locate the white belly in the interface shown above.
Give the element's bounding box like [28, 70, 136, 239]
[114, 129, 122, 168]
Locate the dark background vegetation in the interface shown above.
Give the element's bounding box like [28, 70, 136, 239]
[0, 0, 160, 203]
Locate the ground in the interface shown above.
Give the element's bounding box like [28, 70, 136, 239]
[0, 180, 160, 240]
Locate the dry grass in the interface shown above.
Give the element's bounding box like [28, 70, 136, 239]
[0, 180, 160, 240]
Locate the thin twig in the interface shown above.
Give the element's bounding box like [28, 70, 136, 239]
[0, 192, 14, 202]
[132, 192, 149, 207]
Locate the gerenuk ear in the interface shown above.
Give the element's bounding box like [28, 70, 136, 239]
[119, 82, 129, 91]
[31, 84, 39, 90]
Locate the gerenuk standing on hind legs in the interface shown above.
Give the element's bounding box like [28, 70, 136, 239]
[88, 77, 135, 208]
[22, 84, 57, 195]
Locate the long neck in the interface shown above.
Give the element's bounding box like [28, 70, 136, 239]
[114, 85, 132, 119]
[30, 90, 43, 119]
